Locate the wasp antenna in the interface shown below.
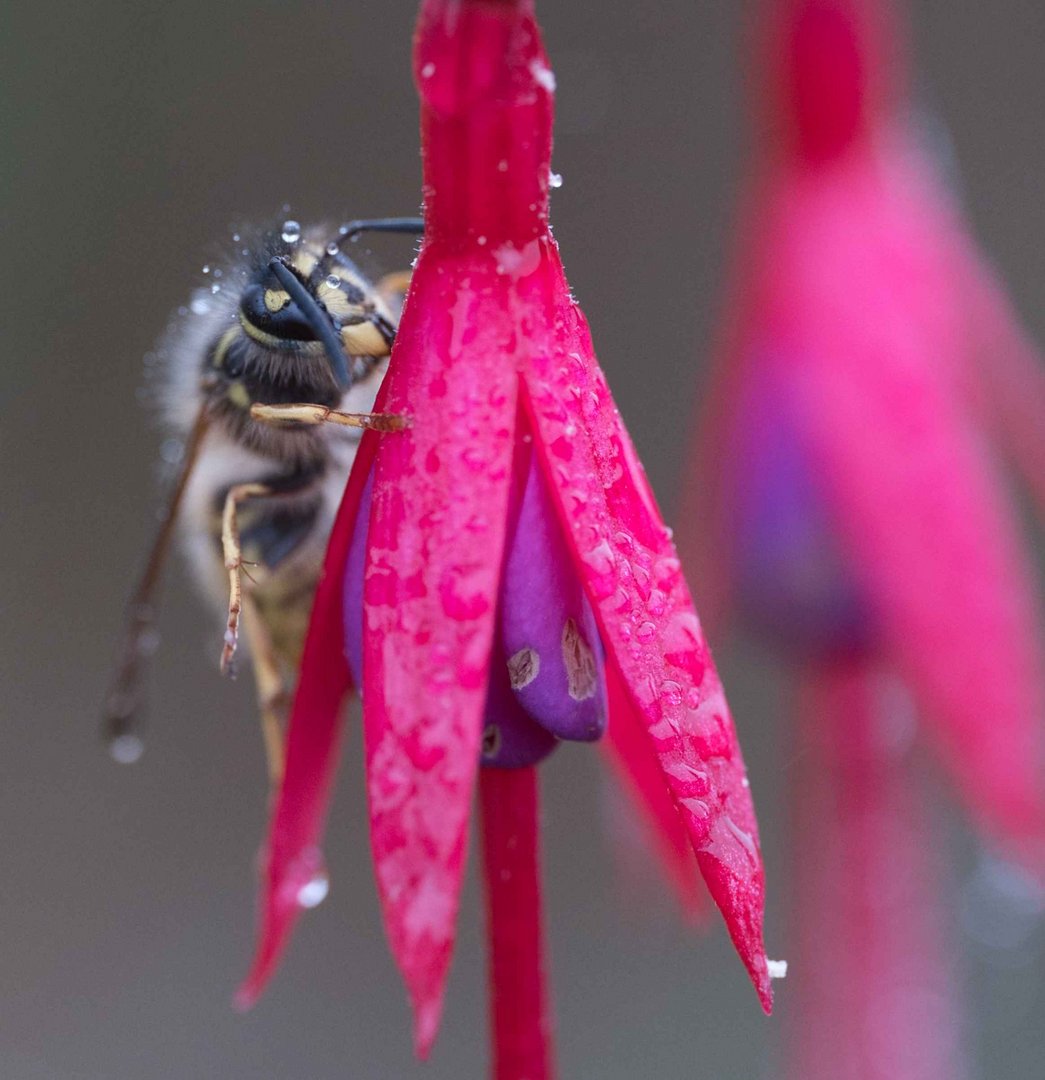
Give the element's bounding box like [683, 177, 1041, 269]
[336, 217, 425, 245]
[101, 407, 210, 762]
[268, 257, 351, 388]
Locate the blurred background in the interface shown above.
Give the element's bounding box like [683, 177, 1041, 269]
[3, 1, 1045, 1076]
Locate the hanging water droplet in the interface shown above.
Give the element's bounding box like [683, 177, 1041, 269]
[297, 871, 329, 909]
[326, 241, 340, 256]
[325, 274, 341, 289]
[109, 733, 145, 765]
[281, 220, 301, 243]
[201, 264, 211, 274]
[549, 171, 563, 189]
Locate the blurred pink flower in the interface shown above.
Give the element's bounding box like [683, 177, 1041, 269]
[683, 0, 1045, 1075]
[237, 0, 772, 1072]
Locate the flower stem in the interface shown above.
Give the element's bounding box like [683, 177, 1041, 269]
[479, 766, 556, 1080]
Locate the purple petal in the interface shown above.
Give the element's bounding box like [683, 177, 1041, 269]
[343, 470, 373, 688]
[480, 649, 558, 768]
[499, 443, 608, 742]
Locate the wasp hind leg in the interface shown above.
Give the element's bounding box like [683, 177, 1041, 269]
[240, 593, 290, 789]
[220, 481, 273, 676]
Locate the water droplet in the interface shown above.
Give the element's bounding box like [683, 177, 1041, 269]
[662, 680, 683, 705]
[549, 171, 563, 189]
[326, 241, 340, 256]
[297, 871, 329, 909]
[476, 235, 487, 246]
[636, 621, 656, 642]
[201, 264, 210, 274]
[210, 283, 221, 294]
[530, 60, 557, 93]
[160, 437, 184, 465]
[325, 274, 341, 288]
[190, 297, 211, 315]
[281, 219, 301, 243]
[767, 959, 788, 980]
[232, 232, 241, 243]
[497, 159, 508, 172]
[109, 734, 144, 765]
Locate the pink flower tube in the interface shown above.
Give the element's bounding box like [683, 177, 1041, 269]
[238, 0, 773, 1071]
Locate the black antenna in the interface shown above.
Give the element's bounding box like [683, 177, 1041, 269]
[317, 217, 425, 279]
[334, 217, 425, 245]
[268, 257, 351, 387]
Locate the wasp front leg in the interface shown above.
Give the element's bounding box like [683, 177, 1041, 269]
[220, 482, 273, 675]
[250, 403, 410, 431]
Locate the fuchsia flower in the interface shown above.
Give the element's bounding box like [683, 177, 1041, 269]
[683, 0, 1045, 1075]
[237, 0, 773, 1070]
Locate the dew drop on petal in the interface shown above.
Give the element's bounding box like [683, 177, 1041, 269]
[529, 60, 557, 93]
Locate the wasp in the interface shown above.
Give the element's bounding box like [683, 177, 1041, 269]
[101, 216, 423, 791]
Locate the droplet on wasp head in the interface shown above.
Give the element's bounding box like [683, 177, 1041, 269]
[281, 220, 301, 244]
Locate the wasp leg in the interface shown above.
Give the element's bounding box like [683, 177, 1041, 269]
[220, 482, 273, 676]
[250, 403, 410, 431]
[239, 592, 289, 790]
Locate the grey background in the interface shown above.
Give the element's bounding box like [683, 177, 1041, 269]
[3, 1, 1045, 1077]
